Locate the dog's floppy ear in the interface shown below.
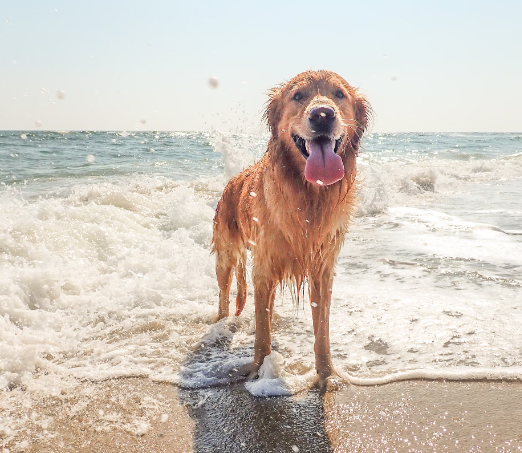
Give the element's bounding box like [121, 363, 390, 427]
[264, 86, 283, 138]
[351, 92, 372, 152]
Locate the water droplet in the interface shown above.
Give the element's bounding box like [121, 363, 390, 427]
[86, 154, 95, 163]
[56, 90, 65, 100]
[208, 77, 218, 89]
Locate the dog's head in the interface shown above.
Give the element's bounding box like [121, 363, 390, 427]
[265, 70, 370, 186]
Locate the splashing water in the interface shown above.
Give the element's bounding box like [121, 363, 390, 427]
[0, 131, 521, 398]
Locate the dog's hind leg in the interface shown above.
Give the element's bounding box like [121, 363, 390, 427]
[234, 252, 247, 316]
[216, 252, 234, 320]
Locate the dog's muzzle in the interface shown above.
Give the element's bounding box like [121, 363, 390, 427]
[308, 105, 336, 135]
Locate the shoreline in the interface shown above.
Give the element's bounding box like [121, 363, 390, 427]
[2, 378, 522, 452]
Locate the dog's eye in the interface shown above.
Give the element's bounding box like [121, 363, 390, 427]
[293, 92, 303, 101]
[335, 90, 345, 99]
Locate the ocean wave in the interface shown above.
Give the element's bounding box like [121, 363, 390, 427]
[355, 153, 522, 217]
[1, 131, 521, 397]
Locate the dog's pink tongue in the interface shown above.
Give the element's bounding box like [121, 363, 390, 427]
[304, 138, 344, 185]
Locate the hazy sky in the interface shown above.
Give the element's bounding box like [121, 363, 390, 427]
[1, 0, 521, 132]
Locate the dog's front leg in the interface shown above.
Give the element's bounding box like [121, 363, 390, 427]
[311, 267, 335, 386]
[235, 272, 276, 379]
[253, 272, 276, 372]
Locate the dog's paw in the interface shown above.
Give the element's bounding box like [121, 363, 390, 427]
[314, 370, 344, 392]
[235, 362, 260, 380]
[212, 313, 229, 324]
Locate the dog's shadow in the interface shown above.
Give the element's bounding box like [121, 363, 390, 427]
[177, 320, 333, 453]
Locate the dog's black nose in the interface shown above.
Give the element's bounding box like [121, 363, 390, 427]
[308, 106, 336, 133]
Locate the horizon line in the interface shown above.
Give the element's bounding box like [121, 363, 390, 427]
[2, 129, 521, 134]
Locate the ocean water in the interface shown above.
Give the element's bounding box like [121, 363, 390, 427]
[1, 130, 521, 396]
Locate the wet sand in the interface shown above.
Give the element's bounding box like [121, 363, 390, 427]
[1, 378, 522, 452]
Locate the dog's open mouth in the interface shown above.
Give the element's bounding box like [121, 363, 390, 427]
[292, 135, 345, 186]
[292, 135, 342, 160]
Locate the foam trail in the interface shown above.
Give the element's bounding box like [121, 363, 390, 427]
[342, 367, 522, 386]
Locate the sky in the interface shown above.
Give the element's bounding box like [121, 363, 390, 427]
[1, 0, 521, 132]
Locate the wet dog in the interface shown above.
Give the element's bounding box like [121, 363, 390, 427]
[212, 70, 370, 387]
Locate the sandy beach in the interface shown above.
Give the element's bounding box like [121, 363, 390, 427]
[2, 378, 521, 452]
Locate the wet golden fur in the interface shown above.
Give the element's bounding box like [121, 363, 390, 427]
[212, 70, 370, 386]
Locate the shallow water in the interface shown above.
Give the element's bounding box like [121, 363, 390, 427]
[1, 131, 521, 395]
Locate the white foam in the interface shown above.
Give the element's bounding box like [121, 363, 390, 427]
[1, 132, 521, 398]
[0, 178, 218, 391]
[378, 206, 522, 266]
[244, 351, 291, 397]
[244, 351, 316, 397]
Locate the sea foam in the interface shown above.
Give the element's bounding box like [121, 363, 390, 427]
[1, 131, 521, 398]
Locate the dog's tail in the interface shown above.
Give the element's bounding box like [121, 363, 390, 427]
[234, 258, 247, 316]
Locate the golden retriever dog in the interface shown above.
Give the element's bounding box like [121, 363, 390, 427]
[212, 70, 370, 387]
